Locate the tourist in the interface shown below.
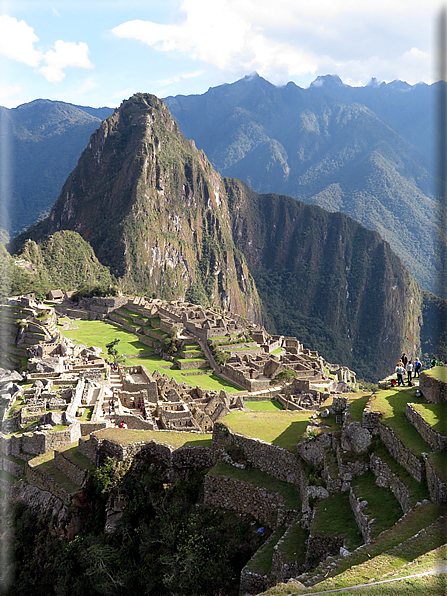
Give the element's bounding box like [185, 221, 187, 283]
[406, 360, 414, 386]
[414, 358, 421, 378]
[401, 353, 408, 373]
[395, 362, 405, 386]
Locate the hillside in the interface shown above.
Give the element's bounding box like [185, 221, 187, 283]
[7, 93, 430, 381]
[165, 74, 439, 293]
[0, 231, 115, 300]
[0, 99, 113, 237]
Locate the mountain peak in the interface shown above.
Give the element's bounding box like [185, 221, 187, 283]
[310, 74, 345, 88]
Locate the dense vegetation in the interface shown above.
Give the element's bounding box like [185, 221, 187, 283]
[1, 458, 264, 596]
[0, 231, 116, 300]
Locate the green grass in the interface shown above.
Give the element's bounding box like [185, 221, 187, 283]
[222, 410, 312, 452]
[369, 388, 431, 456]
[79, 407, 93, 421]
[62, 319, 243, 393]
[62, 319, 150, 355]
[422, 367, 447, 381]
[247, 526, 286, 575]
[312, 491, 364, 550]
[210, 462, 301, 509]
[245, 399, 284, 411]
[426, 451, 447, 484]
[271, 347, 283, 355]
[58, 444, 95, 471]
[267, 505, 446, 595]
[349, 394, 371, 423]
[372, 442, 430, 502]
[278, 520, 309, 565]
[36, 459, 81, 493]
[411, 402, 447, 435]
[94, 428, 212, 449]
[352, 472, 404, 538]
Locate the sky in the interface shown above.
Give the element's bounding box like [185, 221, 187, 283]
[0, 0, 442, 109]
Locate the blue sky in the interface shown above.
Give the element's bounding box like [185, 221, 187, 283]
[0, 0, 439, 109]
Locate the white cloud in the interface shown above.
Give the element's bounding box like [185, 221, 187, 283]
[112, 0, 317, 78]
[78, 78, 97, 93]
[0, 14, 43, 67]
[39, 40, 93, 83]
[0, 15, 93, 83]
[112, 0, 436, 87]
[0, 84, 22, 107]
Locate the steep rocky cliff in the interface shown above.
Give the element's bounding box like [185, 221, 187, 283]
[224, 178, 422, 380]
[12, 94, 261, 321]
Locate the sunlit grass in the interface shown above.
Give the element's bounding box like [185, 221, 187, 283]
[222, 410, 311, 451]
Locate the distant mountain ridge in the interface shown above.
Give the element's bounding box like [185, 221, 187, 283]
[164, 73, 439, 293]
[0, 99, 113, 237]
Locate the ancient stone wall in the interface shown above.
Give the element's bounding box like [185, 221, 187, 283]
[0, 457, 24, 477]
[369, 453, 411, 513]
[377, 421, 425, 482]
[80, 422, 107, 436]
[26, 461, 74, 505]
[212, 423, 304, 486]
[171, 446, 214, 470]
[422, 454, 447, 504]
[66, 378, 85, 417]
[203, 474, 284, 528]
[114, 413, 155, 430]
[349, 485, 373, 543]
[54, 450, 87, 487]
[78, 436, 96, 464]
[405, 404, 447, 452]
[271, 524, 307, 583]
[419, 371, 447, 403]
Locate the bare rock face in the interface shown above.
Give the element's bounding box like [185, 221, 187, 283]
[341, 422, 372, 454]
[297, 433, 332, 466]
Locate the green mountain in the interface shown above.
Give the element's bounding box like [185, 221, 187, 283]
[0, 99, 113, 237]
[0, 230, 115, 300]
[164, 74, 439, 293]
[10, 94, 262, 323]
[9, 93, 432, 381]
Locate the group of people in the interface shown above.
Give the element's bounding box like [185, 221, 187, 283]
[395, 353, 421, 387]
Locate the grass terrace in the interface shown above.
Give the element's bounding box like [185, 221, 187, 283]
[410, 401, 447, 435]
[93, 428, 212, 449]
[222, 410, 312, 452]
[425, 451, 447, 484]
[58, 443, 95, 471]
[61, 319, 243, 393]
[246, 526, 285, 575]
[422, 366, 447, 381]
[210, 462, 301, 509]
[368, 388, 431, 456]
[312, 491, 363, 551]
[268, 504, 446, 595]
[372, 441, 430, 502]
[245, 399, 284, 411]
[349, 393, 371, 423]
[277, 520, 308, 566]
[352, 471, 404, 538]
[30, 450, 81, 494]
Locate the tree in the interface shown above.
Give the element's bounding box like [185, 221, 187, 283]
[270, 369, 297, 410]
[106, 338, 121, 364]
[161, 327, 183, 356]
